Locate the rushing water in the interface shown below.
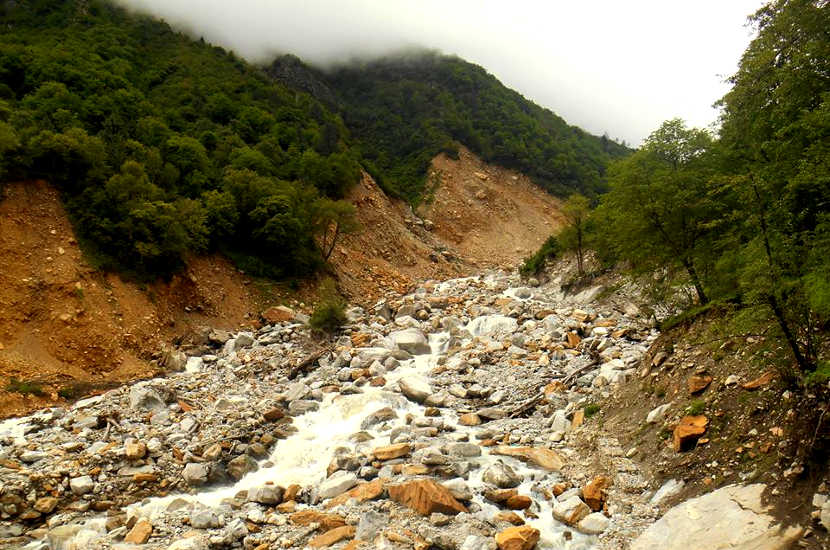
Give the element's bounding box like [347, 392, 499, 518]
[125, 307, 596, 549]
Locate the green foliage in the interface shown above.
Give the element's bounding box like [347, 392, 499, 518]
[323, 52, 630, 203]
[584, 403, 601, 418]
[686, 399, 706, 416]
[0, 0, 360, 278]
[519, 234, 562, 277]
[6, 377, 45, 396]
[309, 278, 347, 333]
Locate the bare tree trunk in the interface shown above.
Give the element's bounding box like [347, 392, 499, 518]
[681, 258, 708, 305]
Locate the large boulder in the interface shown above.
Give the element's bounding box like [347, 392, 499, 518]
[389, 329, 430, 354]
[466, 315, 518, 338]
[491, 446, 564, 471]
[388, 479, 468, 516]
[631, 484, 803, 550]
[482, 461, 522, 488]
[495, 525, 540, 550]
[398, 377, 433, 403]
[553, 495, 591, 525]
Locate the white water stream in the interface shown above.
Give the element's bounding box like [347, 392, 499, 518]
[125, 307, 597, 549]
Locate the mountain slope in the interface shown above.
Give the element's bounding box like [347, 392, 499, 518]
[317, 52, 630, 202]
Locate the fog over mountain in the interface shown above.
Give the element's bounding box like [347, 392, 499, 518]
[116, 0, 764, 145]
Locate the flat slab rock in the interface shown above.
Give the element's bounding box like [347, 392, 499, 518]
[631, 484, 803, 550]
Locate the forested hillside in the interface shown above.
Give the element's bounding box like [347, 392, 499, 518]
[0, 0, 363, 278]
[527, 0, 829, 397]
[321, 53, 630, 202]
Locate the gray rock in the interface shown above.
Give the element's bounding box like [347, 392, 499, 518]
[226, 455, 258, 480]
[631, 484, 803, 550]
[398, 377, 433, 403]
[577, 512, 610, 534]
[224, 518, 248, 541]
[553, 495, 591, 525]
[356, 510, 385, 542]
[233, 333, 255, 350]
[69, 475, 94, 496]
[169, 537, 209, 550]
[190, 509, 223, 529]
[288, 400, 320, 415]
[247, 485, 283, 505]
[477, 407, 507, 420]
[182, 463, 209, 486]
[650, 478, 685, 506]
[482, 461, 521, 488]
[129, 385, 166, 411]
[447, 443, 481, 458]
[284, 382, 311, 402]
[389, 329, 430, 354]
[443, 478, 473, 501]
[319, 471, 358, 499]
[646, 403, 672, 424]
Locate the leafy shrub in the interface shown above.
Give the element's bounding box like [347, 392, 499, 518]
[584, 403, 601, 418]
[309, 279, 347, 333]
[686, 399, 706, 416]
[6, 377, 45, 396]
[520, 235, 562, 277]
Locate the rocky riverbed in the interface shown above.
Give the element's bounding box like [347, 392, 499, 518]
[0, 270, 780, 549]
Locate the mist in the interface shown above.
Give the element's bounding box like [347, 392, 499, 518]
[115, 0, 765, 145]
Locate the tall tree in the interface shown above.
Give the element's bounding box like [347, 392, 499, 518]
[716, 0, 830, 374]
[597, 119, 717, 304]
[560, 193, 591, 276]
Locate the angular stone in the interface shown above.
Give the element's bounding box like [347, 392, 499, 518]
[263, 407, 286, 422]
[458, 413, 482, 426]
[227, 455, 258, 480]
[247, 485, 283, 505]
[325, 478, 385, 508]
[129, 385, 167, 411]
[319, 471, 358, 500]
[389, 329, 430, 354]
[491, 446, 564, 471]
[182, 463, 209, 486]
[688, 375, 713, 394]
[290, 510, 346, 531]
[577, 512, 610, 535]
[485, 488, 518, 504]
[646, 403, 671, 424]
[124, 519, 153, 544]
[483, 461, 522, 488]
[373, 443, 411, 461]
[34, 496, 58, 514]
[631, 484, 803, 550]
[495, 525, 540, 550]
[388, 479, 468, 516]
[582, 476, 612, 511]
[398, 377, 432, 403]
[505, 495, 532, 510]
[308, 525, 355, 548]
[742, 371, 775, 390]
[552, 495, 591, 525]
[673, 416, 708, 452]
[69, 475, 94, 496]
[125, 441, 147, 460]
[495, 511, 525, 525]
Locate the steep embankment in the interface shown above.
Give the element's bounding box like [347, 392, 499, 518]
[0, 181, 263, 417]
[331, 148, 563, 303]
[0, 148, 563, 418]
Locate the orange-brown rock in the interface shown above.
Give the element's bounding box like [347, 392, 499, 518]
[373, 443, 411, 461]
[283, 484, 301, 502]
[543, 381, 566, 395]
[276, 501, 296, 513]
[289, 510, 346, 531]
[491, 446, 564, 471]
[263, 407, 286, 422]
[402, 464, 431, 476]
[325, 479, 385, 508]
[571, 409, 585, 429]
[308, 525, 355, 548]
[124, 519, 152, 544]
[673, 415, 709, 452]
[495, 511, 525, 525]
[505, 495, 532, 510]
[742, 371, 775, 390]
[495, 525, 540, 550]
[566, 332, 581, 349]
[485, 488, 518, 504]
[688, 375, 713, 394]
[552, 483, 569, 497]
[582, 476, 612, 511]
[262, 305, 295, 324]
[387, 479, 468, 516]
[459, 413, 482, 426]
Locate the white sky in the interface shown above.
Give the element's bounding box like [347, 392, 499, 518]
[117, 0, 765, 146]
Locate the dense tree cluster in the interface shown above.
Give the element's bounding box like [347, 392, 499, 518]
[323, 53, 630, 202]
[0, 0, 362, 277]
[533, 0, 829, 385]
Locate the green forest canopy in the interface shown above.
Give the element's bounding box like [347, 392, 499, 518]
[0, 0, 629, 279]
[322, 52, 630, 202]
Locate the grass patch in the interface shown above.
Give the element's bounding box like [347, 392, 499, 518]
[6, 377, 45, 396]
[805, 360, 830, 387]
[686, 399, 706, 415]
[584, 403, 601, 418]
[658, 301, 718, 332]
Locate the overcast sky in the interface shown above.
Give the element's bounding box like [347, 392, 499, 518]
[117, 0, 765, 146]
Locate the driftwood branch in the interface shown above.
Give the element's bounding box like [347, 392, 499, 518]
[288, 346, 334, 379]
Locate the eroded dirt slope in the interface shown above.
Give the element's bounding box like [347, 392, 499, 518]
[419, 146, 564, 266]
[0, 181, 263, 417]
